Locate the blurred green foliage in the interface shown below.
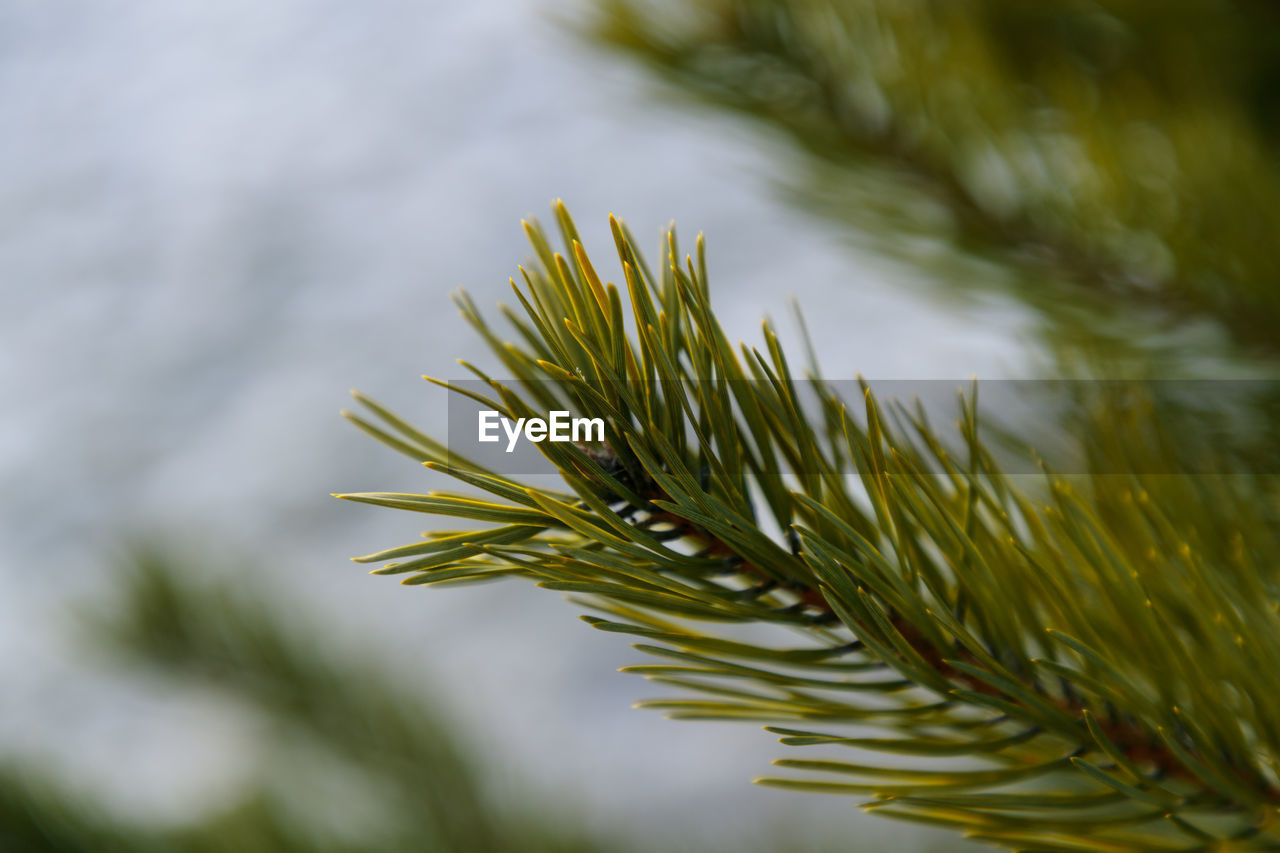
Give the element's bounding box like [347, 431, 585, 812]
[1, 550, 603, 853]
[590, 0, 1280, 367]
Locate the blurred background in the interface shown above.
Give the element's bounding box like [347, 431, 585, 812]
[3, 1, 1279, 850]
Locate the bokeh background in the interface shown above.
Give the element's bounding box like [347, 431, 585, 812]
[4, 1, 1279, 850]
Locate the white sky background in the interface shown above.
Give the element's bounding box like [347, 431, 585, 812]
[0, 2, 1032, 850]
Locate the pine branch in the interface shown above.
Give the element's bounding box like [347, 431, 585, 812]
[586, 0, 1280, 363]
[338, 204, 1280, 851]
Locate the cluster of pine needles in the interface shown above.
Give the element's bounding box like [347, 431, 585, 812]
[338, 204, 1280, 852]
